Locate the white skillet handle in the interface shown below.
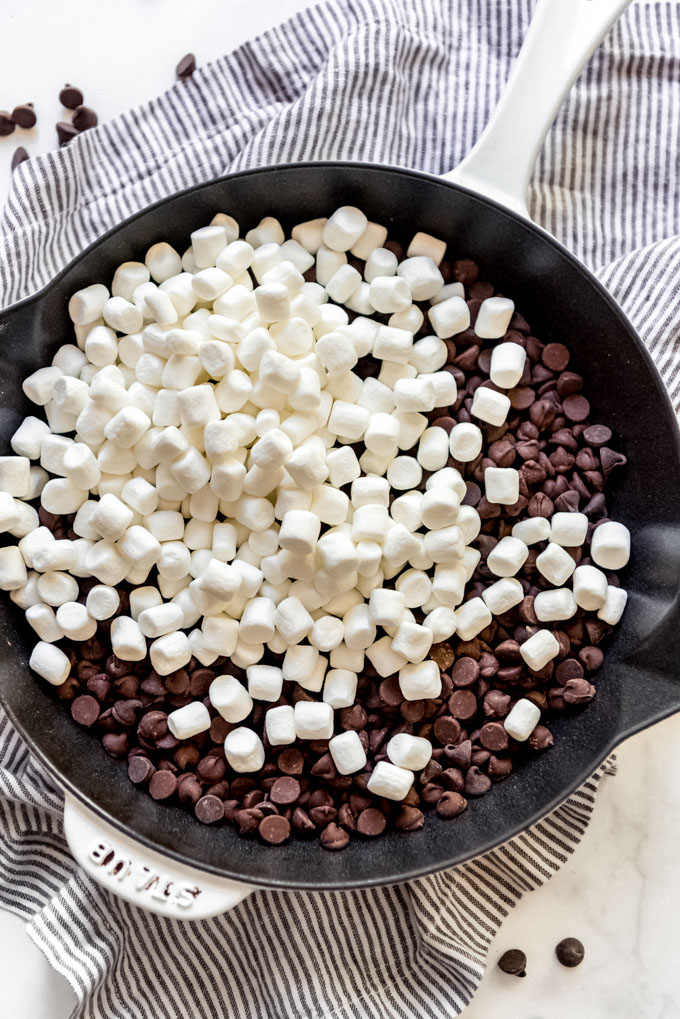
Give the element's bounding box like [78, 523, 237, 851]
[63, 793, 255, 919]
[444, 0, 632, 217]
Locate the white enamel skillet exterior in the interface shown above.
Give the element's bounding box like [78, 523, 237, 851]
[61, 0, 633, 918]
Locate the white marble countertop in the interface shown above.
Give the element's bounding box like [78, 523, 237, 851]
[2, 1, 680, 1015]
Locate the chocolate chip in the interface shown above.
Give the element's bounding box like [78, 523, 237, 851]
[195, 795, 224, 824]
[562, 394, 590, 422]
[395, 806, 425, 830]
[436, 791, 467, 818]
[0, 112, 15, 136]
[542, 343, 570, 371]
[320, 822, 350, 851]
[579, 646, 603, 672]
[479, 721, 509, 751]
[451, 657, 479, 687]
[464, 766, 491, 797]
[270, 776, 301, 805]
[60, 84, 84, 109]
[71, 694, 100, 727]
[259, 814, 291, 844]
[11, 104, 36, 129]
[196, 755, 225, 783]
[149, 770, 177, 800]
[72, 105, 98, 131]
[56, 121, 79, 145]
[11, 146, 29, 171]
[527, 725, 554, 751]
[498, 949, 527, 977]
[448, 689, 478, 721]
[433, 715, 461, 744]
[357, 807, 387, 836]
[128, 756, 155, 784]
[555, 937, 584, 968]
[562, 678, 596, 704]
[176, 53, 197, 79]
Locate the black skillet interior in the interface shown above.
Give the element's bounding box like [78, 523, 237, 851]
[1, 163, 680, 891]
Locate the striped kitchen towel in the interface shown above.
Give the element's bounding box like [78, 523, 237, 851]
[0, 0, 677, 1016]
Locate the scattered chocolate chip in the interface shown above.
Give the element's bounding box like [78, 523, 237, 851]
[498, 948, 527, 977]
[195, 794, 224, 824]
[56, 121, 79, 145]
[60, 84, 84, 109]
[555, 937, 585, 968]
[11, 104, 36, 129]
[71, 694, 100, 727]
[0, 112, 15, 136]
[71, 105, 97, 131]
[320, 822, 350, 851]
[149, 770, 177, 800]
[176, 53, 197, 80]
[11, 146, 29, 171]
[436, 791, 467, 818]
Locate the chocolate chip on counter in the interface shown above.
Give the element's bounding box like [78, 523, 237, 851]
[176, 53, 197, 79]
[259, 814, 291, 844]
[11, 146, 29, 171]
[11, 104, 36, 129]
[436, 791, 467, 818]
[320, 822, 350, 851]
[72, 105, 98, 131]
[60, 84, 84, 109]
[56, 121, 79, 145]
[498, 948, 527, 977]
[0, 112, 15, 136]
[555, 937, 585, 968]
[195, 794, 224, 824]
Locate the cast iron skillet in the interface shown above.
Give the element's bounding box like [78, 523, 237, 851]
[1, 161, 679, 891]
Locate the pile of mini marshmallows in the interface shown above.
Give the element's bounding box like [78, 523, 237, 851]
[0, 206, 631, 802]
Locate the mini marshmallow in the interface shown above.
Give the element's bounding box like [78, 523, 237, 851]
[310, 486, 350, 526]
[166, 701, 211, 742]
[573, 564, 608, 610]
[504, 698, 541, 742]
[26, 603, 64, 642]
[0, 494, 20, 535]
[323, 668, 357, 709]
[487, 536, 529, 578]
[455, 597, 492, 641]
[417, 427, 450, 471]
[520, 629, 560, 671]
[62, 443, 101, 490]
[11, 416, 51, 459]
[278, 509, 321, 555]
[145, 242, 182, 283]
[103, 296, 144, 334]
[512, 517, 551, 545]
[144, 510, 185, 542]
[178, 384, 220, 428]
[68, 284, 109, 326]
[10, 572, 41, 610]
[282, 644, 324, 688]
[137, 602, 184, 638]
[292, 217, 327, 254]
[0, 457, 30, 498]
[149, 630, 192, 675]
[391, 620, 433, 664]
[328, 730, 366, 776]
[398, 659, 441, 700]
[485, 466, 520, 505]
[367, 760, 414, 801]
[0, 546, 27, 591]
[323, 206, 368, 251]
[29, 642, 71, 685]
[191, 224, 229, 268]
[31, 539, 79, 573]
[536, 542, 576, 586]
[317, 531, 358, 575]
[239, 597, 276, 643]
[368, 588, 406, 629]
[85, 325, 118, 367]
[23, 366, 64, 406]
[209, 674, 253, 724]
[310, 615, 345, 652]
[482, 577, 524, 615]
[395, 568, 433, 608]
[489, 341, 527, 389]
[372, 325, 413, 364]
[365, 635, 407, 678]
[86, 585, 120, 620]
[474, 296, 515, 339]
[533, 588, 577, 621]
[8, 500, 39, 538]
[550, 512, 589, 548]
[261, 705, 295, 748]
[358, 377, 395, 414]
[422, 525, 464, 565]
[387, 733, 432, 771]
[52, 375, 90, 416]
[92, 493, 134, 541]
[597, 585, 628, 625]
[328, 400, 370, 442]
[407, 231, 446, 264]
[294, 700, 334, 740]
[351, 504, 390, 542]
[420, 487, 460, 530]
[111, 615, 147, 661]
[397, 256, 444, 301]
[224, 727, 265, 773]
[273, 596, 313, 645]
[55, 601, 97, 641]
[386, 456, 422, 491]
[472, 388, 511, 427]
[591, 521, 631, 570]
[390, 491, 423, 531]
[423, 605, 458, 642]
[246, 664, 283, 702]
[428, 296, 470, 339]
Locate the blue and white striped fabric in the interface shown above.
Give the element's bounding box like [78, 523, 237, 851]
[0, 0, 676, 1015]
